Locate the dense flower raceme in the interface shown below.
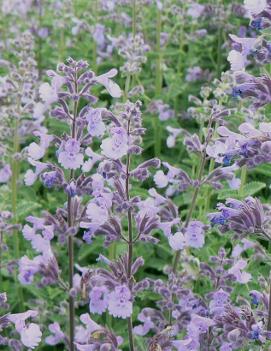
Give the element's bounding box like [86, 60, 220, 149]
[24, 57, 122, 186]
[206, 122, 271, 168]
[115, 33, 150, 75]
[228, 1, 271, 109]
[18, 57, 125, 349]
[0, 31, 42, 142]
[79, 100, 162, 246]
[131, 246, 271, 350]
[208, 196, 269, 239]
[0, 31, 43, 196]
[82, 255, 143, 320]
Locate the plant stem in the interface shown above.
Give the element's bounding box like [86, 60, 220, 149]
[0, 231, 2, 285]
[239, 165, 247, 198]
[106, 242, 116, 328]
[12, 118, 20, 260]
[154, 7, 162, 157]
[125, 118, 135, 351]
[37, 1, 43, 79]
[268, 276, 271, 331]
[68, 75, 79, 351]
[172, 151, 206, 273]
[132, 0, 136, 37]
[92, 0, 98, 70]
[155, 8, 162, 96]
[124, 74, 131, 100]
[172, 117, 213, 274]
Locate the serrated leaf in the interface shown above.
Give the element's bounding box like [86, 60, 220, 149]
[254, 164, 271, 178]
[242, 181, 266, 197]
[217, 181, 266, 200]
[217, 189, 239, 200]
[16, 201, 42, 219]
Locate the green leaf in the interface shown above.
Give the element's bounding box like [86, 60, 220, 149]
[217, 189, 239, 200]
[217, 181, 266, 200]
[16, 200, 42, 219]
[254, 164, 271, 178]
[242, 181, 266, 197]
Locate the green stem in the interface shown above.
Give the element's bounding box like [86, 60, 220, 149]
[132, 0, 136, 37]
[11, 114, 24, 310]
[68, 75, 79, 351]
[239, 165, 247, 198]
[203, 158, 215, 214]
[0, 231, 3, 285]
[37, 1, 43, 79]
[92, 0, 98, 70]
[106, 242, 116, 328]
[155, 9, 162, 96]
[172, 151, 206, 273]
[124, 74, 131, 100]
[268, 276, 271, 331]
[126, 119, 135, 351]
[174, 18, 184, 112]
[58, 28, 65, 61]
[154, 8, 162, 157]
[11, 118, 20, 259]
[216, 0, 224, 78]
[172, 116, 214, 274]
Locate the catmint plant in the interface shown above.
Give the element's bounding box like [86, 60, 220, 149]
[21, 57, 122, 350]
[78, 100, 160, 350]
[2, 1, 271, 351]
[0, 31, 40, 268]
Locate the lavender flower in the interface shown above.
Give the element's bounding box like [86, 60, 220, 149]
[0, 296, 42, 350]
[209, 197, 267, 239]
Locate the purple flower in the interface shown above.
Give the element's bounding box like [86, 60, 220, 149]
[89, 286, 109, 315]
[82, 147, 102, 173]
[75, 313, 123, 349]
[86, 108, 106, 137]
[154, 170, 169, 188]
[244, 0, 267, 17]
[0, 164, 11, 183]
[187, 3, 205, 18]
[18, 255, 42, 285]
[228, 259, 251, 284]
[101, 127, 128, 160]
[58, 138, 84, 170]
[108, 285, 132, 319]
[227, 35, 256, 71]
[41, 171, 62, 189]
[8, 310, 42, 349]
[209, 289, 230, 315]
[168, 232, 186, 251]
[148, 100, 174, 121]
[39, 77, 64, 105]
[185, 221, 206, 249]
[24, 159, 48, 186]
[95, 68, 122, 98]
[166, 127, 182, 148]
[28, 132, 53, 160]
[133, 310, 155, 336]
[187, 314, 215, 338]
[209, 197, 267, 239]
[227, 50, 245, 71]
[45, 322, 65, 345]
[22, 217, 54, 254]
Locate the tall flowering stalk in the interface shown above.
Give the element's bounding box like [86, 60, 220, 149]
[171, 106, 231, 273]
[125, 110, 135, 351]
[21, 57, 122, 350]
[0, 32, 40, 259]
